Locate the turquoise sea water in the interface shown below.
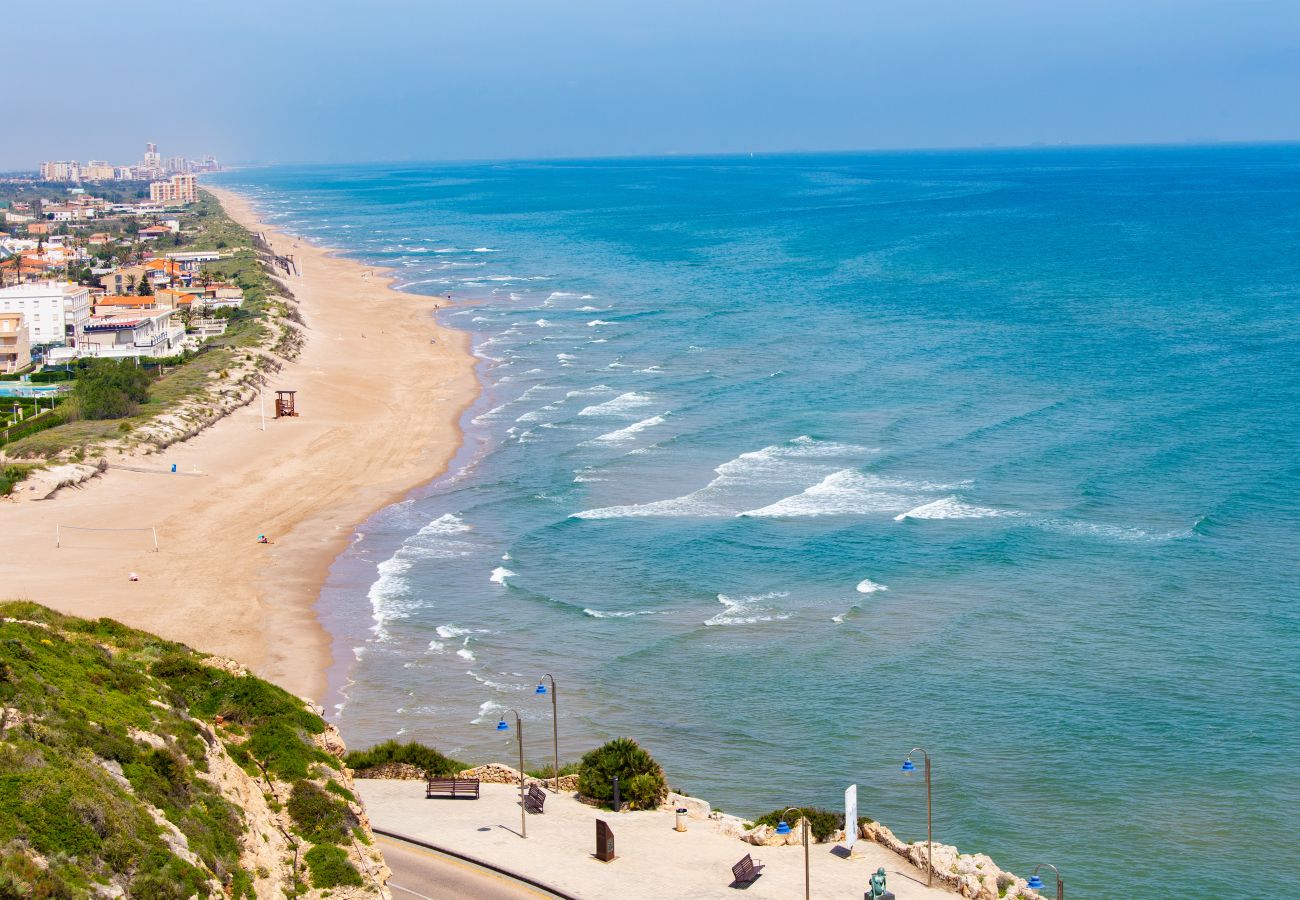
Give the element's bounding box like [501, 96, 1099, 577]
[212, 147, 1300, 897]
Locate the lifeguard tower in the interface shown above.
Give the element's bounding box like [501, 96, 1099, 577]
[274, 390, 298, 419]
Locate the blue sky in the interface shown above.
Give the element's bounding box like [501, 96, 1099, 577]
[6, 0, 1299, 168]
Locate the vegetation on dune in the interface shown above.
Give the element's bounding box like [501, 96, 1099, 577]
[0, 601, 376, 897]
[68, 359, 153, 420]
[343, 740, 465, 778]
[577, 737, 668, 811]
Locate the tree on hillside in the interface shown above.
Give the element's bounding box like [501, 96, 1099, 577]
[137, 275, 152, 296]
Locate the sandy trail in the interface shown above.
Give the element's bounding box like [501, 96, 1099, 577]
[0, 186, 478, 701]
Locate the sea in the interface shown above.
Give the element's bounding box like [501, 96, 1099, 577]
[210, 146, 1300, 897]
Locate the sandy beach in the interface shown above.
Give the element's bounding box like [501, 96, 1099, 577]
[0, 186, 478, 701]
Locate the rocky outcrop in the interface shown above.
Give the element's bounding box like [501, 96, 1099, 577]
[857, 821, 1040, 900]
[458, 763, 579, 791]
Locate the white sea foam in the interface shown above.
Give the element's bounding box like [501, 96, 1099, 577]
[427, 640, 446, 653]
[585, 415, 666, 445]
[856, 578, 889, 593]
[566, 384, 613, 398]
[704, 592, 791, 626]
[582, 608, 660, 618]
[418, 513, 472, 536]
[490, 566, 516, 584]
[587, 319, 613, 326]
[470, 700, 504, 724]
[739, 470, 940, 518]
[577, 305, 601, 312]
[893, 496, 1019, 521]
[366, 555, 414, 641]
[535, 319, 555, 327]
[456, 637, 476, 661]
[572, 436, 871, 520]
[1042, 520, 1193, 543]
[578, 392, 656, 417]
[472, 247, 499, 252]
[436, 625, 473, 639]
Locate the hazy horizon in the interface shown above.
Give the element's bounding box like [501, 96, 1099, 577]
[7, 0, 1299, 170]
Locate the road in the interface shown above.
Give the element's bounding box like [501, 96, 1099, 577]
[378, 834, 565, 900]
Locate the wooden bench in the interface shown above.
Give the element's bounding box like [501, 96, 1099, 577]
[730, 854, 765, 886]
[425, 777, 481, 799]
[524, 783, 546, 814]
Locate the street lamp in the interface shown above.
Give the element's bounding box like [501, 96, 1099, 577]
[774, 807, 810, 900]
[495, 709, 527, 838]
[535, 674, 559, 793]
[1027, 863, 1063, 900]
[901, 747, 933, 886]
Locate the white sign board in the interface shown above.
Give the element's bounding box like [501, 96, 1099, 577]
[844, 784, 858, 852]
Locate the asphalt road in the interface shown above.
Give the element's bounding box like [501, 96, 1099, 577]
[378, 833, 563, 900]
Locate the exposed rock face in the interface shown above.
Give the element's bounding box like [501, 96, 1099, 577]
[354, 762, 426, 780]
[458, 763, 579, 791]
[663, 791, 711, 818]
[855, 821, 1040, 900]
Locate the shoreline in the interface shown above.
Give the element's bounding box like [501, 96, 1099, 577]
[0, 184, 480, 702]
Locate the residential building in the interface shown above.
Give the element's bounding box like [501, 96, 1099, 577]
[149, 174, 197, 204]
[167, 249, 223, 267]
[0, 282, 91, 348]
[139, 225, 172, 240]
[0, 312, 31, 373]
[93, 296, 157, 315]
[78, 308, 185, 360]
[82, 161, 116, 181]
[100, 265, 147, 295]
[39, 161, 80, 182]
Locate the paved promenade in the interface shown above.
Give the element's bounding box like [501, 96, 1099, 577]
[357, 780, 956, 899]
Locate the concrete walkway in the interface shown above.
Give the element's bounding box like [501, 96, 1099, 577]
[378, 834, 556, 900]
[358, 780, 956, 900]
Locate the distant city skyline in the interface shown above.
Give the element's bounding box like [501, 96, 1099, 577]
[6, 0, 1298, 169]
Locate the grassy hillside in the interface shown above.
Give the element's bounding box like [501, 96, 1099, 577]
[0, 602, 385, 898]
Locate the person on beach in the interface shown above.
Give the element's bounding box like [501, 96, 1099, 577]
[257, 534, 272, 544]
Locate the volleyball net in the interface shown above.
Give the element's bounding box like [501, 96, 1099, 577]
[56, 524, 159, 552]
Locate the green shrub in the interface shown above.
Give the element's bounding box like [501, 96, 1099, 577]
[343, 740, 465, 778]
[304, 846, 362, 889]
[750, 807, 874, 842]
[525, 762, 580, 779]
[287, 781, 352, 845]
[71, 359, 153, 420]
[577, 737, 667, 810]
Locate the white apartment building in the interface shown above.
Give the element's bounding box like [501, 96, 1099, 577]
[0, 282, 92, 348]
[77, 309, 186, 360]
[39, 160, 81, 182]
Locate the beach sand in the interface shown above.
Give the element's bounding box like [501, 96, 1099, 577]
[0, 186, 478, 701]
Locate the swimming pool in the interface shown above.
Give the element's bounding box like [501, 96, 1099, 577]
[0, 383, 68, 398]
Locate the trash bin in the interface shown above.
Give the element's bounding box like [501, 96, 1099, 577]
[675, 807, 688, 832]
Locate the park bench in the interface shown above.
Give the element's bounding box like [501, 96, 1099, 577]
[525, 783, 547, 814]
[425, 777, 481, 799]
[730, 854, 765, 886]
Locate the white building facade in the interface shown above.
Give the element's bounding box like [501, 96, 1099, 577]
[0, 282, 92, 348]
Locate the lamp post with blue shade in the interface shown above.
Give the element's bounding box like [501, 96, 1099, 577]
[901, 747, 933, 886]
[774, 806, 810, 900]
[495, 709, 527, 838]
[1027, 863, 1063, 900]
[536, 674, 558, 793]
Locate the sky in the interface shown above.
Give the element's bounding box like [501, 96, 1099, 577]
[5, 0, 1299, 169]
